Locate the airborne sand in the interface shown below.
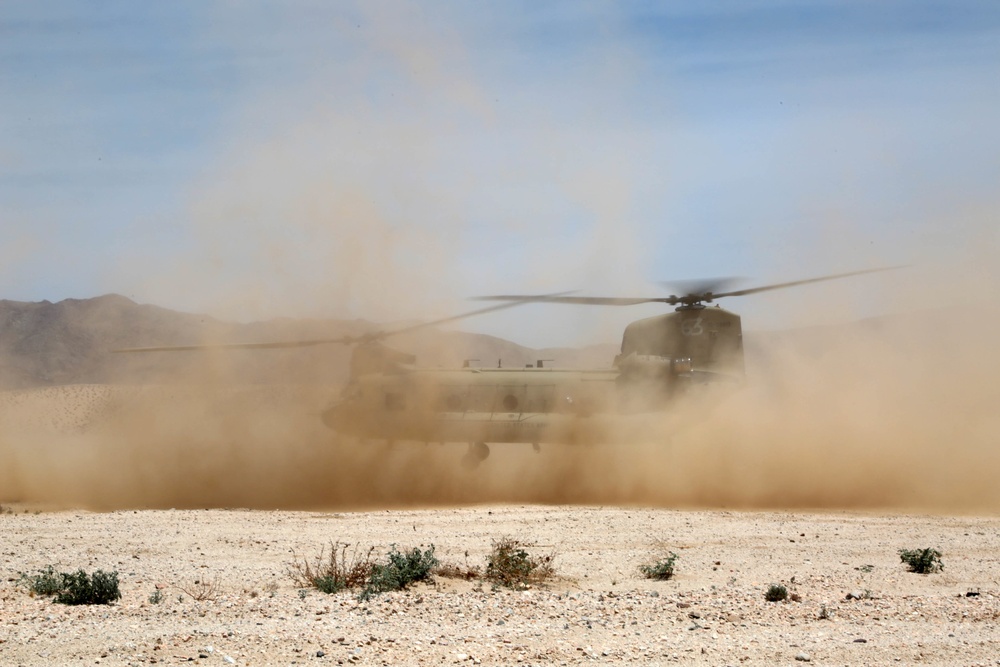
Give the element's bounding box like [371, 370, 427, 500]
[1, 284, 999, 513]
[1, 273, 999, 666]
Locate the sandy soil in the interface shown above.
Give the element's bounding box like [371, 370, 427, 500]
[2, 504, 999, 667]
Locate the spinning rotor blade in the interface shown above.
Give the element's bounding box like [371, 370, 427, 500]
[111, 291, 573, 354]
[475, 266, 900, 309]
[378, 290, 577, 337]
[475, 295, 676, 306]
[660, 277, 742, 299]
[112, 337, 362, 353]
[708, 266, 902, 299]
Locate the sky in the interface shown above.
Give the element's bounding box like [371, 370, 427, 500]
[2, 1, 999, 347]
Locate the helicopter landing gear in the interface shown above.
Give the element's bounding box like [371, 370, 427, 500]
[461, 441, 490, 470]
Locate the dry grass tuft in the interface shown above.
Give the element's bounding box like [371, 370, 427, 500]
[177, 577, 222, 602]
[289, 542, 376, 594]
[485, 537, 555, 590]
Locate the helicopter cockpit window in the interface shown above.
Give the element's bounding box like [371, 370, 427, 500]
[384, 392, 406, 411]
[502, 394, 519, 412]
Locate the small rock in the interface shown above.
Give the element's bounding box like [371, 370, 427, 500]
[795, 652, 811, 662]
[456, 654, 468, 661]
[854, 638, 868, 643]
[316, 650, 325, 657]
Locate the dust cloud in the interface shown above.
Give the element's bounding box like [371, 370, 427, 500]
[1, 260, 998, 513]
[4, 6, 998, 514]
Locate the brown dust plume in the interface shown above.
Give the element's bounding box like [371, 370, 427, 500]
[1, 259, 998, 513]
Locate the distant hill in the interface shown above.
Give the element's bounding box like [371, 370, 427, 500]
[0, 295, 618, 389]
[7, 294, 964, 391]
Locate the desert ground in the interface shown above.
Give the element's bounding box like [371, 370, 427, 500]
[2, 377, 999, 666]
[2, 504, 999, 667]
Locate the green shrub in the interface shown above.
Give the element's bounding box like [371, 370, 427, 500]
[899, 548, 943, 574]
[291, 543, 438, 600]
[359, 545, 438, 601]
[56, 570, 121, 605]
[313, 575, 346, 594]
[18, 567, 121, 605]
[148, 588, 165, 604]
[640, 552, 679, 580]
[764, 583, 788, 602]
[19, 565, 66, 597]
[485, 538, 554, 590]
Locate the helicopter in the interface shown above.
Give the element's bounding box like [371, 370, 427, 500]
[115, 268, 894, 467]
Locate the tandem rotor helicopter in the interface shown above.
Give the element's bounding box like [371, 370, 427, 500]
[116, 267, 893, 467]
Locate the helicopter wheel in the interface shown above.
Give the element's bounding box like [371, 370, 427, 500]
[461, 441, 490, 470]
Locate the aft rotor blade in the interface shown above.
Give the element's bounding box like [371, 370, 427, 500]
[660, 277, 742, 297]
[385, 290, 578, 336]
[475, 266, 901, 308]
[474, 294, 677, 306]
[710, 266, 902, 299]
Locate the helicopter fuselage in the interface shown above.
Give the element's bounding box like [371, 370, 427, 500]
[322, 306, 745, 447]
[112, 268, 891, 463]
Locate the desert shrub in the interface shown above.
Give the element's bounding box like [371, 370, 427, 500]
[19, 565, 66, 597]
[289, 542, 376, 594]
[359, 545, 438, 601]
[177, 577, 221, 602]
[764, 583, 788, 602]
[485, 538, 555, 590]
[19, 566, 121, 605]
[640, 552, 679, 580]
[313, 575, 344, 594]
[56, 570, 121, 605]
[149, 588, 165, 604]
[59, 570, 121, 605]
[899, 548, 943, 574]
[290, 542, 437, 600]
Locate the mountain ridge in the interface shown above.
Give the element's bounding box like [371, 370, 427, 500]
[0, 294, 618, 389]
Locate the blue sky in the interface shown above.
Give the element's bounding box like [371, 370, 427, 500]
[2, 1, 999, 346]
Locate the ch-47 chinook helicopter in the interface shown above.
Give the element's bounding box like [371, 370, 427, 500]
[115, 267, 893, 467]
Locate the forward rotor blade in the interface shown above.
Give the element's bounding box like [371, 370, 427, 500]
[112, 291, 572, 353]
[112, 336, 362, 353]
[709, 266, 903, 299]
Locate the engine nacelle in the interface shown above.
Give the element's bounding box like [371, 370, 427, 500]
[614, 353, 692, 377]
